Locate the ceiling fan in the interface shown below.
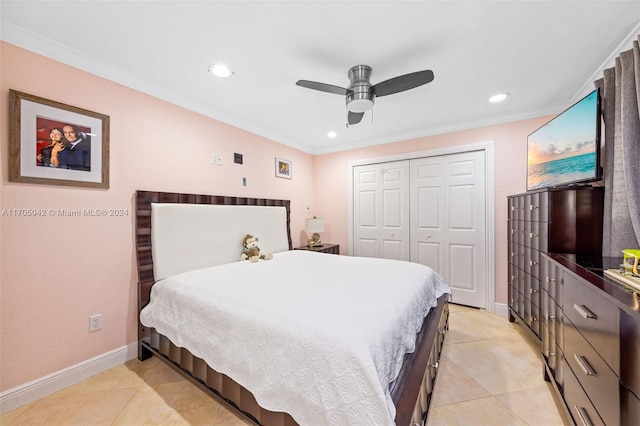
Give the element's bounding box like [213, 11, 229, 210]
[296, 65, 434, 125]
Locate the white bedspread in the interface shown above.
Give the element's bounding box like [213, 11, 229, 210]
[140, 250, 450, 426]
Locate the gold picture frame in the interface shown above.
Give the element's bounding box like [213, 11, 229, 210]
[9, 89, 110, 188]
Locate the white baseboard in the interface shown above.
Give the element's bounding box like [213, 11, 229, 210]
[493, 302, 509, 317]
[0, 342, 138, 415]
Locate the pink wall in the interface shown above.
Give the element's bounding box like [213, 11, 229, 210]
[0, 42, 316, 391]
[1, 41, 554, 393]
[313, 116, 553, 307]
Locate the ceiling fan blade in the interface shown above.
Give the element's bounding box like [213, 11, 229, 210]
[372, 70, 434, 97]
[348, 111, 364, 125]
[296, 80, 350, 95]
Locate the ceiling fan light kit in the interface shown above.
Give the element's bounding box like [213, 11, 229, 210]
[296, 64, 434, 125]
[346, 65, 375, 113]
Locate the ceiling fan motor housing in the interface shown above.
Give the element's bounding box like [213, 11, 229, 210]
[346, 65, 375, 113]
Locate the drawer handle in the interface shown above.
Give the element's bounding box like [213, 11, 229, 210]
[573, 304, 597, 320]
[574, 354, 596, 376]
[529, 204, 538, 210]
[529, 260, 538, 266]
[529, 232, 538, 238]
[574, 405, 594, 426]
[548, 315, 556, 320]
[530, 288, 538, 294]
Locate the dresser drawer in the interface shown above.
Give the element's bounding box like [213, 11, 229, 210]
[552, 343, 564, 388]
[509, 221, 525, 246]
[523, 298, 540, 337]
[508, 197, 520, 221]
[542, 323, 564, 382]
[516, 268, 526, 297]
[564, 365, 605, 426]
[563, 271, 620, 373]
[524, 272, 540, 306]
[621, 385, 640, 426]
[524, 221, 547, 251]
[525, 247, 541, 279]
[514, 290, 525, 320]
[543, 298, 563, 352]
[509, 240, 519, 265]
[509, 265, 523, 299]
[542, 254, 563, 305]
[523, 191, 550, 222]
[620, 308, 640, 397]
[565, 321, 619, 426]
[510, 243, 525, 271]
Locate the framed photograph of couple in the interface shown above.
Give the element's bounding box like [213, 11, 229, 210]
[9, 89, 110, 188]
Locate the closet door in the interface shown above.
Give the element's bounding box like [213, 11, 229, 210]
[410, 151, 487, 308]
[352, 161, 410, 260]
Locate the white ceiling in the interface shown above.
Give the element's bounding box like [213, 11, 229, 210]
[2, 1, 640, 154]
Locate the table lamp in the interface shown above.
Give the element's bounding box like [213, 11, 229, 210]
[306, 217, 325, 247]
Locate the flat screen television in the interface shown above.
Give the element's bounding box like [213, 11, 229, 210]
[527, 88, 602, 191]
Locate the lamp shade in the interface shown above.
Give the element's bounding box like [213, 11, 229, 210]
[305, 217, 325, 233]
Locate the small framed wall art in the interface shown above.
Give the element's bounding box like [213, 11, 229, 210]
[275, 157, 292, 179]
[8, 89, 110, 188]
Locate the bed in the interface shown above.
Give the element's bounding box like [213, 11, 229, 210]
[135, 190, 451, 426]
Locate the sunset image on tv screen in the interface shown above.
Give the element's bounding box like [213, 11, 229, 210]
[527, 90, 599, 190]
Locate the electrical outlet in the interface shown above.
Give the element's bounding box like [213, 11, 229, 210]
[211, 153, 222, 165]
[89, 314, 102, 332]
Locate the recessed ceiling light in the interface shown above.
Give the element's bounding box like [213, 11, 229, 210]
[209, 63, 231, 79]
[327, 131, 337, 138]
[489, 93, 509, 103]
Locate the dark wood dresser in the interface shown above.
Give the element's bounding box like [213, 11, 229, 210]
[507, 186, 604, 338]
[294, 244, 340, 254]
[508, 186, 639, 424]
[541, 254, 640, 426]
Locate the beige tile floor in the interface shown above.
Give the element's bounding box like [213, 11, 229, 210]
[2, 304, 569, 426]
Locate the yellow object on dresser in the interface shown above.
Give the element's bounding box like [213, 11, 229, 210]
[622, 248, 640, 276]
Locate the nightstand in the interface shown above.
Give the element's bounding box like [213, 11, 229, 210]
[294, 244, 340, 255]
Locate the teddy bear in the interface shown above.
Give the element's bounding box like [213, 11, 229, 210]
[240, 234, 273, 262]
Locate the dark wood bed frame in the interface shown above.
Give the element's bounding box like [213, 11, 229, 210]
[135, 190, 449, 426]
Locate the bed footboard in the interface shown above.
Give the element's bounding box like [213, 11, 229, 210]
[397, 295, 449, 426]
[142, 333, 297, 426]
[139, 294, 449, 426]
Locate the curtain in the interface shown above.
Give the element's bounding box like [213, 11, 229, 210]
[595, 34, 640, 256]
